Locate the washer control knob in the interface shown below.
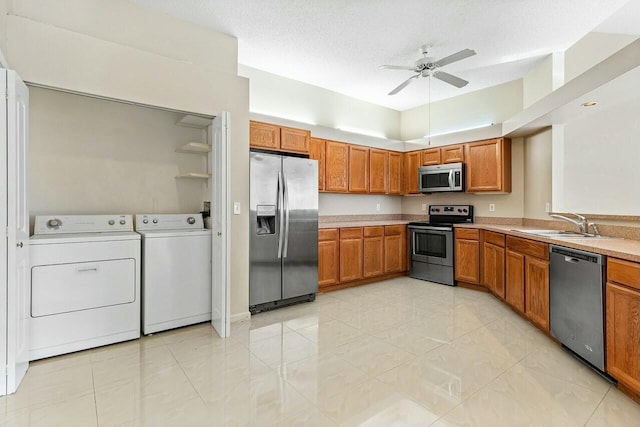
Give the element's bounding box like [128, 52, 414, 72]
[119, 220, 126, 225]
[47, 219, 61, 228]
[152, 219, 158, 224]
[143, 219, 149, 224]
[187, 217, 196, 225]
[108, 220, 115, 225]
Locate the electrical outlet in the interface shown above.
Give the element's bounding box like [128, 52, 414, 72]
[376, 203, 381, 212]
[545, 202, 551, 213]
[421, 203, 427, 211]
[489, 203, 495, 212]
[233, 202, 241, 215]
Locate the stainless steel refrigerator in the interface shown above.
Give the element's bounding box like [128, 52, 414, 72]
[249, 151, 318, 313]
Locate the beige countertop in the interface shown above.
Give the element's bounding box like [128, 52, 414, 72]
[319, 220, 410, 229]
[455, 223, 640, 263]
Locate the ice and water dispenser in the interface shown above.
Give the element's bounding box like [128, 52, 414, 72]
[256, 205, 276, 235]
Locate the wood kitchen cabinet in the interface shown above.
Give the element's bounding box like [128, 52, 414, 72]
[318, 229, 340, 289]
[483, 231, 505, 298]
[308, 137, 325, 191]
[384, 225, 407, 273]
[441, 144, 464, 163]
[505, 236, 549, 331]
[605, 258, 640, 396]
[348, 145, 369, 193]
[388, 152, 403, 194]
[369, 149, 388, 194]
[339, 227, 363, 282]
[363, 227, 384, 278]
[421, 148, 441, 166]
[465, 138, 511, 193]
[249, 121, 310, 154]
[403, 151, 421, 194]
[454, 228, 480, 284]
[325, 140, 349, 192]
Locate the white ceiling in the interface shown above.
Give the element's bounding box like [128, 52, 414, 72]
[133, 0, 638, 111]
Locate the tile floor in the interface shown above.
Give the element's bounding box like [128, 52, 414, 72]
[1, 277, 639, 426]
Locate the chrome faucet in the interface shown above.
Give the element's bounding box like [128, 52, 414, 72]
[550, 213, 587, 233]
[588, 222, 601, 237]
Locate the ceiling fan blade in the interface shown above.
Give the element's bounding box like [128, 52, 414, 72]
[388, 74, 420, 95]
[434, 48, 476, 67]
[433, 71, 469, 88]
[380, 65, 415, 70]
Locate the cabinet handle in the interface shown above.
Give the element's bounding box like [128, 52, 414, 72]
[17, 242, 23, 248]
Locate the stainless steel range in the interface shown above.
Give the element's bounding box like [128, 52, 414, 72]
[408, 205, 474, 286]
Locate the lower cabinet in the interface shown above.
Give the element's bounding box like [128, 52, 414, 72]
[340, 228, 363, 282]
[454, 228, 480, 284]
[384, 225, 406, 273]
[605, 258, 640, 396]
[483, 241, 505, 298]
[505, 249, 526, 313]
[524, 256, 550, 330]
[318, 229, 339, 289]
[363, 227, 384, 278]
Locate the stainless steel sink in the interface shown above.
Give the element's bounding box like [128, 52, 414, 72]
[511, 229, 611, 239]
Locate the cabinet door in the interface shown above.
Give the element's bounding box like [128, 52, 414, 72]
[280, 126, 309, 154]
[388, 152, 402, 194]
[340, 238, 363, 282]
[384, 235, 401, 273]
[525, 256, 549, 331]
[606, 282, 640, 394]
[369, 149, 388, 194]
[454, 239, 480, 284]
[249, 121, 280, 150]
[421, 148, 441, 166]
[309, 138, 325, 191]
[403, 151, 421, 194]
[506, 249, 525, 313]
[363, 236, 384, 278]
[349, 145, 369, 193]
[318, 239, 339, 288]
[483, 242, 505, 298]
[441, 144, 464, 163]
[465, 138, 511, 192]
[325, 141, 349, 192]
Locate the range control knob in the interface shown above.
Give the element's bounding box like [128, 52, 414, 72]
[457, 209, 462, 213]
[47, 219, 61, 228]
[108, 220, 115, 225]
[142, 219, 149, 224]
[120, 220, 126, 225]
[152, 219, 158, 224]
[187, 217, 196, 225]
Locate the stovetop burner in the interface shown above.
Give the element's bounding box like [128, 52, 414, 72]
[410, 204, 474, 227]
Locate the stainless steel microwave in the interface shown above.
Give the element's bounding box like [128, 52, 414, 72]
[418, 162, 464, 193]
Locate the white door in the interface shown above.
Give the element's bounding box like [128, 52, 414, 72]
[5, 70, 30, 394]
[210, 112, 230, 337]
[0, 69, 8, 396]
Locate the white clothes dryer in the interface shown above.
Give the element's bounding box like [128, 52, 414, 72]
[29, 215, 140, 360]
[136, 214, 211, 335]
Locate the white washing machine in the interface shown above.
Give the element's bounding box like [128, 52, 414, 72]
[29, 215, 140, 360]
[136, 214, 211, 335]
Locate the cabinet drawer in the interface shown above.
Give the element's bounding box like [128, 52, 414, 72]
[319, 228, 339, 241]
[484, 231, 505, 247]
[455, 228, 479, 240]
[385, 225, 406, 236]
[506, 236, 548, 260]
[340, 227, 363, 239]
[608, 258, 640, 290]
[364, 226, 384, 237]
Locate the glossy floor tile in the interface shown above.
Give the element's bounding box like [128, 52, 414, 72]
[1, 276, 637, 426]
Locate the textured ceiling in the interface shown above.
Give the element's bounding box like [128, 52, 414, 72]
[132, 0, 634, 111]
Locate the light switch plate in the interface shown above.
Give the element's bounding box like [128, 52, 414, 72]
[489, 203, 495, 212]
[376, 203, 381, 212]
[233, 202, 241, 215]
[545, 202, 551, 213]
[421, 204, 427, 211]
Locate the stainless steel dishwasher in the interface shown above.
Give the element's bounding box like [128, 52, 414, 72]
[549, 245, 606, 372]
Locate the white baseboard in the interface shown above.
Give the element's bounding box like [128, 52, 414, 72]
[231, 311, 251, 323]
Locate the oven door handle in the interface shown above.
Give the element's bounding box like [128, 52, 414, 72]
[448, 169, 454, 188]
[409, 226, 452, 233]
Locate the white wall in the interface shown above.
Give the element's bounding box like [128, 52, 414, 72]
[565, 32, 638, 82]
[6, 1, 251, 319]
[522, 53, 564, 108]
[29, 87, 208, 217]
[319, 194, 402, 216]
[523, 128, 552, 219]
[0, 0, 7, 57]
[240, 65, 401, 140]
[400, 80, 523, 141]
[402, 138, 525, 218]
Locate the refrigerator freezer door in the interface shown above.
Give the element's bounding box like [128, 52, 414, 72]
[249, 152, 283, 306]
[282, 156, 318, 299]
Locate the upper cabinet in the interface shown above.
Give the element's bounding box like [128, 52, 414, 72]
[465, 138, 512, 193]
[369, 149, 389, 194]
[308, 137, 325, 191]
[441, 144, 465, 163]
[348, 145, 369, 193]
[421, 148, 441, 166]
[403, 151, 421, 194]
[325, 140, 349, 192]
[250, 121, 310, 154]
[388, 152, 402, 195]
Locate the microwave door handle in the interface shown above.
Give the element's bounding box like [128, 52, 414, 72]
[448, 170, 454, 188]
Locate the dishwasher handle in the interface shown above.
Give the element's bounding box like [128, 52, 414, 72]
[550, 245, 603, 265]
[564, 256, 581, 264]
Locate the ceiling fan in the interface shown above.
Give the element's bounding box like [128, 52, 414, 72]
[382, 45, 476, 95]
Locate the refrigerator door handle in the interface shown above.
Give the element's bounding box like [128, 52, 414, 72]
[283, 171, 290, 258]
[277, 170, 284, 259]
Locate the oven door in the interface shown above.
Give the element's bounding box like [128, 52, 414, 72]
[409, 226, 453, 266]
